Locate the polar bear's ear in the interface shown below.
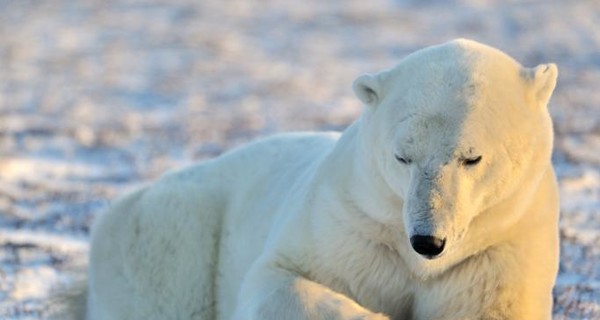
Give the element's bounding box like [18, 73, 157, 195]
[522, 63, 558, 107]
[353, 73, 381, 108]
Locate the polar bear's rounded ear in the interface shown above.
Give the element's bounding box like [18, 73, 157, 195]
[522, 63, 558, 107]
[353, 73, 381, 108]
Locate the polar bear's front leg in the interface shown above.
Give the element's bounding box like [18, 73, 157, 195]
[233, 265, 389, 320]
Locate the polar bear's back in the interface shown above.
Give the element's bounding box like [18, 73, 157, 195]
[87, 131, 340, 320]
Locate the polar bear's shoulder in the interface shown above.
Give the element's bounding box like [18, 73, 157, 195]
[250, 131, 341, 148]
[219, 131, 341, 163]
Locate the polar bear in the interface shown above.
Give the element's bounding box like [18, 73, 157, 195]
[84, 39, 559, 320]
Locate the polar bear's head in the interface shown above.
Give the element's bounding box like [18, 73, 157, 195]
[353, 39, 557, 263]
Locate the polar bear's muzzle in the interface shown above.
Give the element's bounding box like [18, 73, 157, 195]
[409, 234, 446, 259]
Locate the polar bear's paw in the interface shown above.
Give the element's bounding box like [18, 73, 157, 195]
[319, 312, 389, 320]
[313, 298, 391, 320]
[349, 313, 390, 320]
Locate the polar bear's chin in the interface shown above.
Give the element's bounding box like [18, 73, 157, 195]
[417, 252, 446, 261]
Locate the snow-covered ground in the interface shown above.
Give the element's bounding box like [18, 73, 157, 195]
[0, 0, 598, 318]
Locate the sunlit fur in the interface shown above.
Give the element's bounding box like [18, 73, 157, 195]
[85, 39, 559, 320]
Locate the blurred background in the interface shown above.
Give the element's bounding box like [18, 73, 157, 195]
[0, 0, 598, 318]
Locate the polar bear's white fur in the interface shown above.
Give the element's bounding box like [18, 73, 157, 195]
[86, 39, 559, 320]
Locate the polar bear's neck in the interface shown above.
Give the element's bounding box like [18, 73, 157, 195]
[315, 120, 407, 246]
[307, 120, 417, 312]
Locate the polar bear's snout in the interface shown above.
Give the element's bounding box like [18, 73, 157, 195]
[410, 235, 446, 259]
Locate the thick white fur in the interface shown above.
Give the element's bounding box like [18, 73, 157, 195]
[86, 39, 559, 320]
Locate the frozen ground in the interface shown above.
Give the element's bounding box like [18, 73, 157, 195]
[0, 0, 598, 318]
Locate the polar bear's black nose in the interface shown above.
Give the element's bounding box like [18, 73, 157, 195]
[410, 235, 446, 258]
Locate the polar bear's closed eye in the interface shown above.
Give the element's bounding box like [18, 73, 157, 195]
[461, 155, 482, 166]
[394, 154, 412, 164]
